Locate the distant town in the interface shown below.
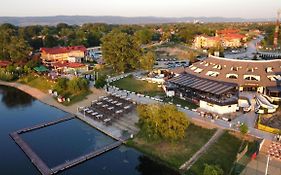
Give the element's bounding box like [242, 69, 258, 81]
[1, 11, 281, 175]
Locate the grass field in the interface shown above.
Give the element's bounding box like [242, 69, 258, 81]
[61, 90, 91, 106]
[230, 140, 259, 175]
[18, 74, 92, 106]
[186, 132, 256, 175]
[18, 74, 55, 93]
[111, 76, 166, 97]
[127, 124, 216, 169]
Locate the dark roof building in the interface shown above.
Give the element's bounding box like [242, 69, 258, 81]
[165, 56, 281, 114]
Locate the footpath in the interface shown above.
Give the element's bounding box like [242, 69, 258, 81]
[179, 129, 225, 171]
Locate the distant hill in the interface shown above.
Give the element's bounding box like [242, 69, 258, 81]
[0, 16, 275, 26]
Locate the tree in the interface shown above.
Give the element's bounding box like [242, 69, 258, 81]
[54, 78, 69, 93]
[152, 32, 161, 41]
[140, 51, 155, 70]
[67, 77, 89, 94]
[161, 32, 172, 42]
[134, 29, 152, 45]
[101, 30, 142, 73]
[203, 164, 223, 175]
[43, 34, 58, 47]
[94, 76, 107, 89]
[239, 123, 249, 135]
[8, 36, 32, 62]
[137, 104, 189, 141]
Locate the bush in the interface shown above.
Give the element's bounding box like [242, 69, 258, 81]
[94, 76, 107, 88]
[203, 164, 223, 175]
[54, 78, 69, 94]
[67, 77, 89, 94]
[0, 68, 18, 81]
[240, 123, 249, 135]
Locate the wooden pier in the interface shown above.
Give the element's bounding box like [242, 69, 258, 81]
[10, 114, 123, 175]
[51, 141, 122, 174]
[16, 115, 75, 134]
[10, 132, 52, 175]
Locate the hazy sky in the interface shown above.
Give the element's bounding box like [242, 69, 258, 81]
[0, 0, 280, 18]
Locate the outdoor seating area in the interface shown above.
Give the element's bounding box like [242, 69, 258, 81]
[268, 142, 281, 160]
[80, 94, 135, 126]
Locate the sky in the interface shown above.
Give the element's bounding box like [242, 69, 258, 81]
[0, 0, 280, 19]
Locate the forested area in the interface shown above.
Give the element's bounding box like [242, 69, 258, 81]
[0, 22, 275, 74]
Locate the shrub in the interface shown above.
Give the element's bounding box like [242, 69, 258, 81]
[94, 76, 107, 88]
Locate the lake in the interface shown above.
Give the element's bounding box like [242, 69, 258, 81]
[0, 85, 179, 175]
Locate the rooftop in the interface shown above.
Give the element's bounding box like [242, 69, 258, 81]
[0, 60, 12, 67]
[168, 73, 237, 95]
[41, 46, 86, 55]
[52, 62, 86, 68]
[184, 56, 281, 87]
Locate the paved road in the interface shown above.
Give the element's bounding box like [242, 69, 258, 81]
[224, 35, 264, 59]
[107, 74, 275, 141]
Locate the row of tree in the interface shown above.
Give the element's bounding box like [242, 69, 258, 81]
[0, 22, 275, 65]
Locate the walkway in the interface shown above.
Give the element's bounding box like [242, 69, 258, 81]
[10, 132, 52, 175]
[241, 154, 281, 175]
[51, 141, 122, 174]
[16, 115, 75, 134]
[179, 129, 225, 171]
[0, 80, 107, 115]
[107, 81, 275, 141]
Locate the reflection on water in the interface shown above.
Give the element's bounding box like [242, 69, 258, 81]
[136, 156, 179, 175]
[0, 85, 34, 108]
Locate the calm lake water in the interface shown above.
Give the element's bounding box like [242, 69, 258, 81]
[0, 85, 179, 175]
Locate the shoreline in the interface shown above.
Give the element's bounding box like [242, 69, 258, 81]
[126, 139, 184, 174]
[0, 80, 126, 140]
[0, 80, 256, 175]
[0, 80, 182, 170]
[0, 80, 70, 113]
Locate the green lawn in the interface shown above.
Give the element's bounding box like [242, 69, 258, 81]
[111, 75, 166, 97]
[230, 141, 259, 175]
[127, 124, 216, 169]
[19, 74, 92, 106]
[61, 90, 91, 106]
[94, 65, 119, 77]
[164, 96, 199, 109]
[18, 74, 55, 93]
[186, 132, 254, 175]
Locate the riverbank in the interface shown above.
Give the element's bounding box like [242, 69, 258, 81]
[0, 80, 105, 114]
[0, 80, 128, 139]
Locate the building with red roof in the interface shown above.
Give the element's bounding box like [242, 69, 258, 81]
[216, 29, 239, 36]
[52, 61, 88, 74]
[193, 29, 247, 49]
[0, 60, 12, 68]
[40, 46, 86, 67]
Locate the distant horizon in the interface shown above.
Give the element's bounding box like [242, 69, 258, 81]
[0, 15, 275, 20]
[0, 0, 279, 19]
